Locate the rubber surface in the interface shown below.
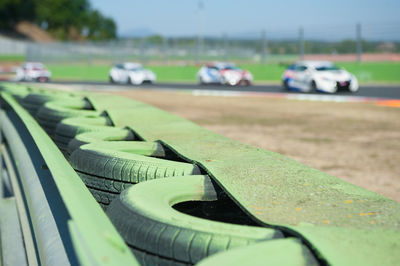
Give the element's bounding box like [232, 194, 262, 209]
[35, 98, 101, 136]
[0, 83, 33, 102]
[107, 175, 283, 264]
[21, 92, 77, 115]
[67, 127, 135, 157]
[70, 143, 198, 183]
[54, 115, 113, 152]
[70, 142, 198, 207]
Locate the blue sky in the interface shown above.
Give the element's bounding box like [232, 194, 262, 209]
[91, 0, 400, 40]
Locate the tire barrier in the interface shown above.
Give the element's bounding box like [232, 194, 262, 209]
[0, 88, 138, 265]
[1, 82, 399, 266]
[21, 91, 77, 116]
[107, 175, 283, 265]
[0, 83, 33, 103]
[67, 127, 135, 158]
[70, 142, 199, 209]
[54, 115, 113, 154]
[35, 98, 101, 137]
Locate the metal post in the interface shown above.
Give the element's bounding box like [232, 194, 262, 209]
[356, 23, 362, 62]
[140, 38, 145, 64]
[299, 27, 304, 60]
[261, 29, 267, 64]
[163, 37, 168, 65]
[223, 33, 228, 62]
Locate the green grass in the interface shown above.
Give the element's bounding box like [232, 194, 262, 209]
[339, 62, 400, 83]
[46, 62, 400, 84]
[147, 65, 199, 82]
[47, 64, 111, 81]
[0, 54, 25, 62]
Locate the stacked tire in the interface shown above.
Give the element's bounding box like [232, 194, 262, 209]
[106, 175, 283, 265]
[69, 142, 201, 209]
[14, 88, 288, 266]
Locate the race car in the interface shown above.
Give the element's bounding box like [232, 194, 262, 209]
[109, 62, 156, 85]
[15, 62, 51, 82]
[197, 62, 253, 86]
[282, 61, 359, 93]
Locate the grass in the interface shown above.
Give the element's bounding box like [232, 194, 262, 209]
[339, 62, 400, 83]
[47, 64, 111, 81]
[45, 61, 400, 84]
[0, 54, 25, 62]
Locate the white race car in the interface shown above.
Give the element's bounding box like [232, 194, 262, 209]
[109, 62, 156, 85]
[282, 61, 359, 93]
[15, 62, 51, 82]
[197, 62, 253, 86]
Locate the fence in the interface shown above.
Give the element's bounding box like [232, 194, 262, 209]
[1, 22, 399, 65]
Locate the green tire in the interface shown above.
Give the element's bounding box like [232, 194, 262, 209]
[54, 115, 113, 152]
[21, 92, 77, 115]
[70, 142, 199, 207]
[106, 175, 283, 264]
[35, 99, 101, 136]
[67, 128, 135, 157]
[70, 143, 198, 183]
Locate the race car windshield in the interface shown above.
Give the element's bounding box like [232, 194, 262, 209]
[223, 66, 240, 70]
[26, 64, 44, 69]
[127, 67, 143, 71]
[315, 65, 341, 71]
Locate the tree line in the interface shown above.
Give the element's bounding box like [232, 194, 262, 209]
[0, 0, 116, 40]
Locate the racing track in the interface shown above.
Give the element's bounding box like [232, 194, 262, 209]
[26, 80, 400, 99]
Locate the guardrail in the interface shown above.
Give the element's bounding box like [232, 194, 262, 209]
[0, 82, 399, 266]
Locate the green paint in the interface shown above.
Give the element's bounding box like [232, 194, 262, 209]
[197, 238, 318, 266]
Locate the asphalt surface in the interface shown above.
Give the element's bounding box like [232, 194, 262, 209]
[34, 80, 400, 100]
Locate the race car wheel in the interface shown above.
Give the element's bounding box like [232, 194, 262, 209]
[310, 80, 317, 93]
[349, 84, 359, 93]
[240, 80, 251, 86]
[283, 80, 289, 90]
[109, 75, 115, 84]
[37, 77, 49, 83]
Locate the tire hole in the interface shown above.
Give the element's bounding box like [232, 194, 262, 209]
[173, 192, 259, 226]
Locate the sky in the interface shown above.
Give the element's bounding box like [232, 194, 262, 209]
[91, 0, 400, 40]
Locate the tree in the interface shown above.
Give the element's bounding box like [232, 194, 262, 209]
[0, 0, 117, 41]
[0, 0, 35, 29]
[84, 10, 116, 40]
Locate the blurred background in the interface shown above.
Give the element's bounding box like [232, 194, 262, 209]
[0, 0, 399, 83]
